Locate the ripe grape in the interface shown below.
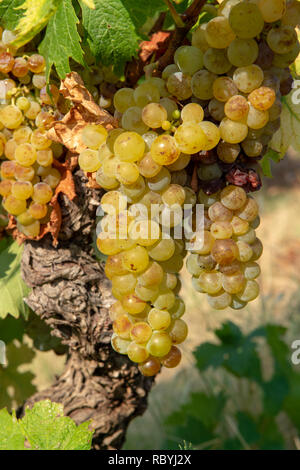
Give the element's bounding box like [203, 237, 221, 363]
[174, 45, 203, 74]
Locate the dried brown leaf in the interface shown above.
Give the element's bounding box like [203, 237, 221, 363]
[48, 72, 118, 154]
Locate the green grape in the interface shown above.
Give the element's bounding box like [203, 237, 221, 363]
[11, 180, 33, 200]
[227, 38, 259, 67]
[282, 0, 300, 27]
[113, 88, 135, 113]
[150, 135, 180, 166]
[159, 98, 178, 121]
[199, 121, 221, 150]
[217, 140, 240, 163]
[32, 182, 53, 204]
[30, 129, 52, 150]
[258, 0, 286, 23]
[236, 280, 259, 302]
[190, 230, 215, 255]
[211, 220, 233, 239]
[162, 184, 186, 207]
[121, 176, 146, 203]
[14, 163, 35, 181]
[229, 2, 264, 39]
[230, 296, 247, 310]
[106, 129, 125, 152]
[167, 72, 192, 100]
[129, 219, 160, 247]
[134, 82, 160, 107]
[203, 48, 231, 74]
[205, 16, 235, 49]
[146, 331, 172, 357]
[4, 139, 17, 160]
[248, 86, 276, 112]
[18, 220, 40, 237]
[147, 237, 175, 262]
[142, 103, 167, 129]
[13, 126, 32, 144]
[181, 103, 204, 123]
[96, 167, 119, 190]
[219, 117, 248, 144]
[236, 241, 253, 262]
[122, 245, 149, 273]
[153, 287, 175, 310]
[161, 345, 182, 368]
[186, 253, 203, 276]
[148, 308, 171, 331]
[121, 106, 149, 134]
[111, 334, 130, 355]
[192, 23, 210, 52]
[78, 149, 102, 172]
[224, 95, 249, 121]
[105, 253, 128, 279]
[174, 45, 203, 74]
[191, 70, 217, 100]
[168, 319, 188, 344]
[231, 216, 249, 236]
[122, 293, 147, 315]
[235, 197, 259, 222]
[0, 179, 12, 197]
[3, 195, 26, 215]
[169, 297, 185, 319]
[241, 139, 263, 157]
[36, 149, 53, 167]
[138, 357, 161, 376]
[243, 261, 261, 280]
[208, 201, 233, 221]
[207, 291, 232, 309]
[233, 65, 264, 93]
[81, 124, 108, 150]
[197, 271, 222, 294]
[138, 261, 164, 287]
[116, 161, 139, 185]
[146, 77, 169, 98]
[220, 185, 247, 211]
[213, 77, 238, 102]
[114, 131, 145, 162]
[208, 98, 225, 121]
[247, 104, 269, 129]
[112, 273, 137, 295]
[0, 105, 23, 129]
[142, 131, 159, 151]
[174, 123, 207, 154]
[251, 238, 263, 260]
[17, 210, 35, 226]
[211, 239, 239, 265]
[221, 271, 246, 294]
[101, 190, 127, 215]
[127, 342, 149, 363]
[130, 321, 152, 344]
[135, 283, 159, 302]
[15, 143, 37, 166]
[113, 314, 134, 339]
[162, 64, 179, 80]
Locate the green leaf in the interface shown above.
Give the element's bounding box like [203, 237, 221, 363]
[122, 0, 167, 31]
[260, 149, 281, 178]
[10, 0, 61, 48]
[270, 92, 300, 157]
[20, 400, 93, 450]
[39, 0, 85, 81]
[0, 409, 25, 450]
[80, 0, 140, 73]
[0, 240, 30, 319]
[0, 342, 36, 411]
[0, 0, 25, 29]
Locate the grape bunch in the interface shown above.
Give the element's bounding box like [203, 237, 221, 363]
[0, 30, 64, 237]
[77, 0, 297, 376]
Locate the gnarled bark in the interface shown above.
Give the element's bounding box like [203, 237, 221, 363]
[20, 170, 153, 450]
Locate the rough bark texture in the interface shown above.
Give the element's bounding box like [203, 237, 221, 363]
[20, 170, 153, 450]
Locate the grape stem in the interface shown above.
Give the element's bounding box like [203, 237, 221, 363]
[157, 0, 207, 70]
[163, 0, 185, 28]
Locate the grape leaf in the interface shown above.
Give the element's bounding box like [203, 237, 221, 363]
[122, 0, 168, 31]
[10, 0, 61, 48]
[0, 342, 36, 411]
[0, 0, 25, 29]
[80, 0, 140, 73]
[0, 239, 30, 319]
[19, 400, 93, 450]
[270, 91, 300, 157]
[0, 409, 25, 450]
[39, 0, 85, 81]
[260, 149, 281, 178]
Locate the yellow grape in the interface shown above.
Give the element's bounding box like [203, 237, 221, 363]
[114, 131, 145, 162]
[150, 134, 180, 165]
